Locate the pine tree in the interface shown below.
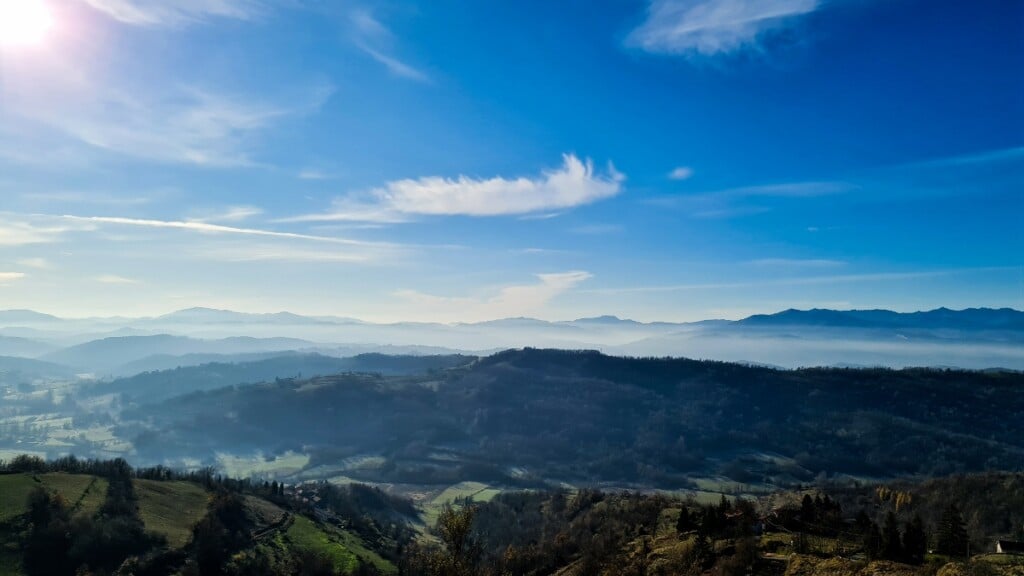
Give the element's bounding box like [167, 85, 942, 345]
[881, 511, 903, 560]
[676, 507, 693, 535]
[936, 504, 969, 557]
[902, 515, 927, 564]
[801, 494, 817, 526]
[863, 522, 883, 560]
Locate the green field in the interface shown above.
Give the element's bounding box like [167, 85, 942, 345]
[284, 515, 396, 575]
[0, 473, 107, 523]
[133, 479, 210, 548]
[421, 481, 501, 528]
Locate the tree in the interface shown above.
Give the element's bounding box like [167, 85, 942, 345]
[863, 522, 883, 560]
[801, 494, 817, 526]
[936, 504, 969, 557]
[881, 511, 903, 561]
[676, 507, 693, 535]
[902, 515, 927, 564]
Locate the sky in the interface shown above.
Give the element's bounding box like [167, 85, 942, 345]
[0, 0, 1021, 322]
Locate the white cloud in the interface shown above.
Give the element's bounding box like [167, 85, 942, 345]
[17, 258, 51, 269]
[359, 46, 431, 82]
[646, 180, 852, 218]
[197, 244, 380, 263]
[61, 215, 379, 247]
[747, 258, 845, 268]
[669, 166, 694, 180]
[193, 205, 264, 223]
[3, 46, 333, 167]
[571, 224, 624, 235]
[297, 169, 333, 181]
[54, 87, 324, 167]
[350, 10, 429, 82]
[0, 221, 70, 245]
[291, 155, 624, 222]
[394, 271, 593, 322]
[627, 0, 820, 56]
[0, 272, 27, 283]
[80, 0, 264, 26]
[585, 266, 1018, 295]
[95, 274, 140, 284]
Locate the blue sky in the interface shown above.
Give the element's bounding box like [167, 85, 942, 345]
[0, 0, 1021, 322]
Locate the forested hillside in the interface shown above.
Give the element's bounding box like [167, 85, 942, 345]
[120, 349, 1024, 489]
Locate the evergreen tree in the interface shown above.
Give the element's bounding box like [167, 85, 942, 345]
[800, 494, 817, 526]
[881, 511, 903, 560]
[936, 504, 969, 557]
[676, 507, 693, 535]
[902, 515, 927, 564]
[863, 522, 883, 560]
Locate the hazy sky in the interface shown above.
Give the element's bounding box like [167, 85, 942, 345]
[0, 0, 1021, 322]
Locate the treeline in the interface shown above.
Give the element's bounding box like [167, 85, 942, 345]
[2, 455, 411, 576]
[403, 479, 1011, 576]
[22, 461, 168, 575]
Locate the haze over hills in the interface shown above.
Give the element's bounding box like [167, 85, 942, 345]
[0, 307, 1022, 372]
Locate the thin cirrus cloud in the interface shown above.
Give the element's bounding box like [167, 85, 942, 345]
[627, 0, 822, 56]
[59, 215, 381, 247]
[669, 166, 694, 180]
[95, 274, 140, 285]
[394, 271, 593, 323]
[646, 180, 852, 218]
[350, 9, 430, 82]
[49, 86, 332, 167]
[192, 205, 265, 223]
[0, 272, 27, 283]
[585, 266, 1018, 295]
[289, 154, 624, 223]
[0, 221, 73, 245]
[80, 0, 264, 26]
[1, 42, 334, 168]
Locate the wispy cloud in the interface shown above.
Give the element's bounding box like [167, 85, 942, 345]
[0, 221, 72, 245]
[17, 258, 51, 269]
[192, 205, 264, 223]
[289, 154, 624, 222]
[53, 87, 330, 167]
[907, 145, 1024, 169]
[19, 191, 161, 206]
[571, 224, 624, 235]
[95, 274, 140, 284]
[350, 9, 429, 82]
[585, 266, 1019, 295]
[196, 244, 381, 264]
[297, 169, 334, 181]
[0, 272, 27, 283]
[669, 166, 694, 180]
[627, 0, 821, 56]
[80, 0, 265, 27]
[60, 215, 380, 246]
[747, 258, 846, 268]
[3, 47, 333, 168]
[360, 46, 430, 82]
[648, 180, 851, 218]
[394, 271, 593, 323]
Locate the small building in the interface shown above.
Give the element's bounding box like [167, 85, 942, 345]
[996, 540, 1024, 555]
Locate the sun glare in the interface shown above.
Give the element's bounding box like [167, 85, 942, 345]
[0, 0, 53, 48]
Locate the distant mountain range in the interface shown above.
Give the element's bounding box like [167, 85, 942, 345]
[2, 305, 1021, 330]
[738, 307, 1024, 331]
[0, 307, 1021, 373]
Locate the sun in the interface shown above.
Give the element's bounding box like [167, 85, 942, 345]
[0, 0, 54, 48]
